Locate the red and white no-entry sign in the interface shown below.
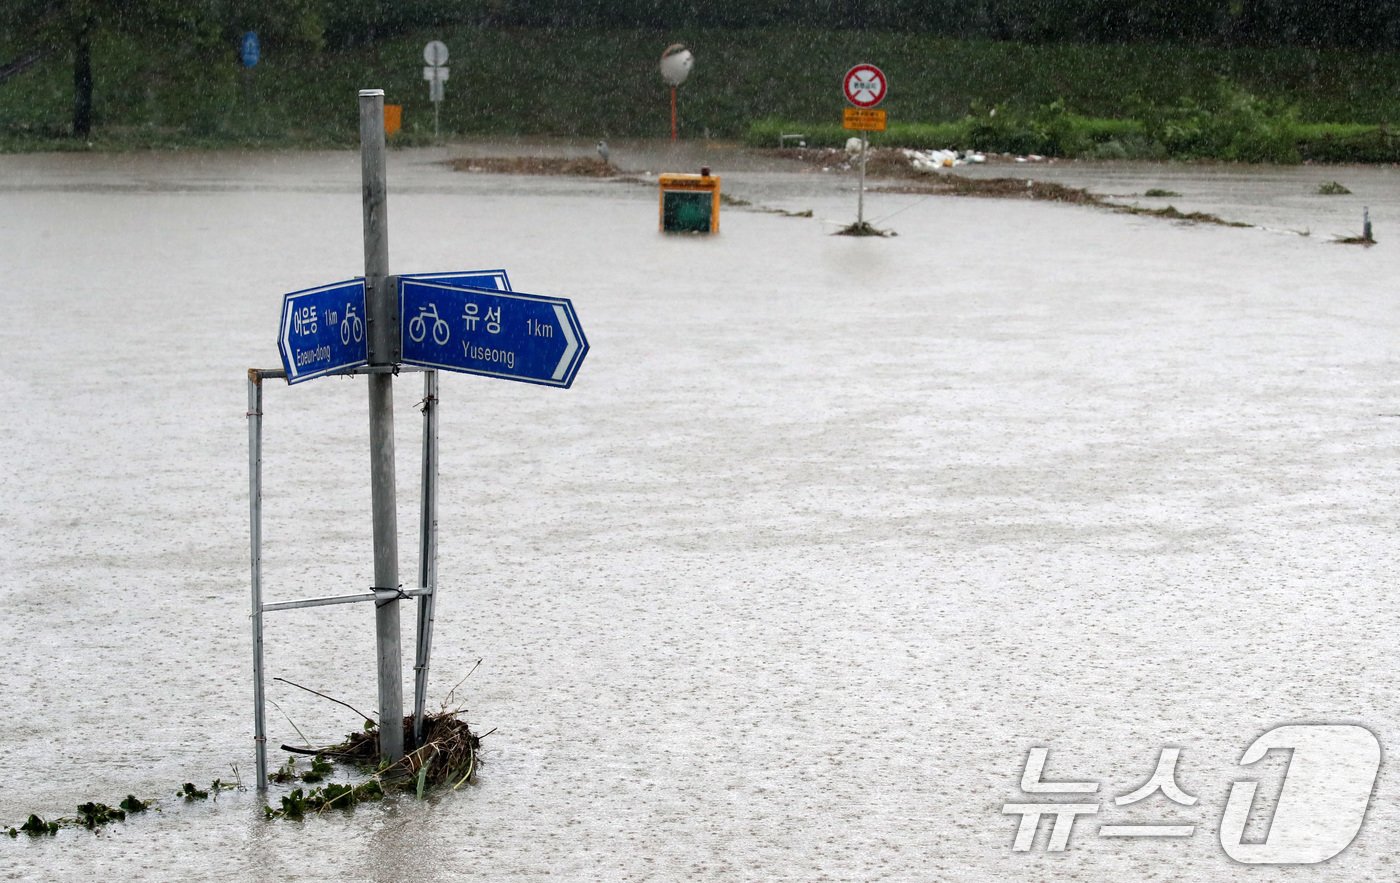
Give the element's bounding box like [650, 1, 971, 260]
[843, 63, 887, 108]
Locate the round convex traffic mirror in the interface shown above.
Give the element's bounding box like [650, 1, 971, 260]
[659, 44, 693, 87]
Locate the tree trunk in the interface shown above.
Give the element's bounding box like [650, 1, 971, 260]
[72, 15, 93, 138]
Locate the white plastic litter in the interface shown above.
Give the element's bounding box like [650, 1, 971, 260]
[901, 148, 987, 172]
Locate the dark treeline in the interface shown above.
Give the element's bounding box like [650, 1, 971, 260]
[318, 1, 1398, 50]
[6, 2, 1396, 54]
[4, 0, 1397, 137]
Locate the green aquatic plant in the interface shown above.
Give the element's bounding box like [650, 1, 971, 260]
[119, 795, 150, 813]
[263, 780, 386, 820]
[18, 814, 59, 836]
[300, 755, 334, 784]
[76, 802, 125, 829]
[268, 756, 298, 784]
[177, 782, 209, 801]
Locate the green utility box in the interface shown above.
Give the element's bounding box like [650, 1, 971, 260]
[659, 169, 720, 234]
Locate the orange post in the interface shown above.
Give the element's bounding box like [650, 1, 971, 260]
[383, 104, 403, 136]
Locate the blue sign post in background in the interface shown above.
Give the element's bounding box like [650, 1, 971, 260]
[399, 279, 587, 388]
[277, 279, 368, 383]
[241, 32, 260, 68]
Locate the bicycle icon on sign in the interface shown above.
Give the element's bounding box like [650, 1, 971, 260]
[340, 304, 364, 346]
[408, 303, 450, 346]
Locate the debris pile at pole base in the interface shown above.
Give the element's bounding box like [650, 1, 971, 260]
[1335, 233, 1377, 245]
[835, 220, 895, 237]
[263, 711, 482, 819]
[331, 711, 482, 795]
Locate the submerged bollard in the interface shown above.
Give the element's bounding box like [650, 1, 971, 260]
[1364, 207, 1373, 243]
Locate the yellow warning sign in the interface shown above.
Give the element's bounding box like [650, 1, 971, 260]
[842, 108, 887, 132]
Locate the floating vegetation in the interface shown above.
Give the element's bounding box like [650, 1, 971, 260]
[874, 174, 1253, 228]
[877, 174, 1098, 204]
[1144, 188, 1181, 197]
[1317, 180, 1352, 195]
[76, 802, 127, 829]
[120, 795, 151, 814]
[1335, 234, 1376, 246]
[7, 794, 157, 837]
[300, 756, 333, 784]
[445, 156, 618, 177]
[4, 769, 242, 838]
[264, 782, 385, 820]
[267, 754, 335, 786]
[177, 782, 210, 801]
[1120, 204, 1252, 227]
[11, 815, 58, 837]
[5, 685, 488, 833]
[719, 192, 813, 216]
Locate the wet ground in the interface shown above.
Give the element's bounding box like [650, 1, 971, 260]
[1, 143, 1398, 880]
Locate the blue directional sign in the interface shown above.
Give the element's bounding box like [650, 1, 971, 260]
[402, 269, 511, 292]
[241, 31, 260, 68]
[399, 279, 587, 388]
[278, 279, 368, 384]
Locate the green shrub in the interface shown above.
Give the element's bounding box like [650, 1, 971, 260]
[1298, 125, 1400, 163]
[1134, 80, 1301, 163]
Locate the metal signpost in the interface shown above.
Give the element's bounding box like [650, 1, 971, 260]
[423, 40, 449, 142]
[245, 89, 588, 791]
[359, 88, 404, 768]
[843, 63, 887, 226]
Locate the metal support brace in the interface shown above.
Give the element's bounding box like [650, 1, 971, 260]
[247, 373, 269, 791]
[245, 365, 438, 789]
[413, 369, 440, 746]
[261, 586, 432, 614]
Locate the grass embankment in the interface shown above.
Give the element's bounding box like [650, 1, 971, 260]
[750, 106, 1400, 163]
[2, 28, 1399, 160]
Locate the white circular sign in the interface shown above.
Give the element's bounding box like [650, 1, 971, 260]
[423, 40, 449, 67]
[843, 63, 886, 108]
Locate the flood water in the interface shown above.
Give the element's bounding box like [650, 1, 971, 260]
[1, 145, 1398, 881]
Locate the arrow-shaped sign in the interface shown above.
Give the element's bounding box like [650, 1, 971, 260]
[399, 279, 587, 388]
[401, 269, 511, 292]
[277, 279, 368, 384]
